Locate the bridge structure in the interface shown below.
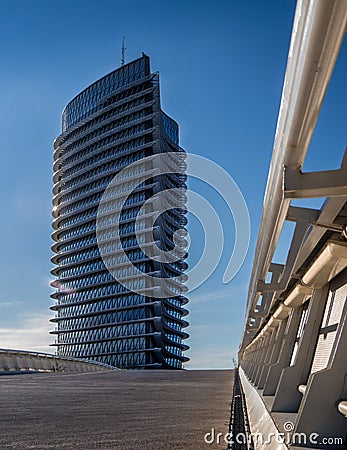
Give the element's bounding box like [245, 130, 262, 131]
[1, 2, 347, 450]
[239, 1, 347, 449]
[0, 348, 118, 373]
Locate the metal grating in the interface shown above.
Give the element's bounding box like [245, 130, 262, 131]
[311, 284, 347, 373]
[290, 301, 310, 367]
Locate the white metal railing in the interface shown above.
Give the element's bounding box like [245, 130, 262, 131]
[242, 0, 347, 347]
[0, 348, 118, 373]
[238, 0, 347, 446]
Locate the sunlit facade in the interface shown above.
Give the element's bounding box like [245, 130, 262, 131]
[50, 54, 189, 369]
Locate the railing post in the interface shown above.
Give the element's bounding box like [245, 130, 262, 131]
[294, 296, 347, 441]
[263, 307, 301, 396]
[271, 287, 327, 412]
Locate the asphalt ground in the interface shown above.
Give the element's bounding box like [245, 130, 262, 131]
[0, 369, 234, 450]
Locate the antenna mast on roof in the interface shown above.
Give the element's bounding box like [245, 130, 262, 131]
[121, 36, 126, 66]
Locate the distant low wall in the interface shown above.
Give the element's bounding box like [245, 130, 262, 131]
[0, 348, 118, 373]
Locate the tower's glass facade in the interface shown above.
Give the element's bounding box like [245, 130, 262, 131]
[51, 54, 189, 369]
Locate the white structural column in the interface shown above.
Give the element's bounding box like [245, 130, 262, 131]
[271, 287, 328, 412]
[259, 320, 287, 390]
[263, 308, 302, 396]
[256, 327, 276, 389]
[294, 292, 347, 441]
[253, 332, 273, 386]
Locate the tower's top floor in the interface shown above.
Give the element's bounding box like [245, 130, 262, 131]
[62, 54, 151, 132]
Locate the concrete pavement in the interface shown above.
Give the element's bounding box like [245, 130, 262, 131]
[0, 369, 234, 449]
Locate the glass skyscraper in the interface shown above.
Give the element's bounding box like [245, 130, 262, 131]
[50, 54, 189, 369]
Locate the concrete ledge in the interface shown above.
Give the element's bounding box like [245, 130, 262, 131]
[239, 367, 288, 450]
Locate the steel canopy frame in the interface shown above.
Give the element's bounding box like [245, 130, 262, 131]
[242, 0, 347, 348]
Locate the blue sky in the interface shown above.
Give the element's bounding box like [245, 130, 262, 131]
[0, 0, 345, 368]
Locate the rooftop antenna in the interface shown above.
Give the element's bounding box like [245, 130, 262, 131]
[121, 36, 126, 66]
